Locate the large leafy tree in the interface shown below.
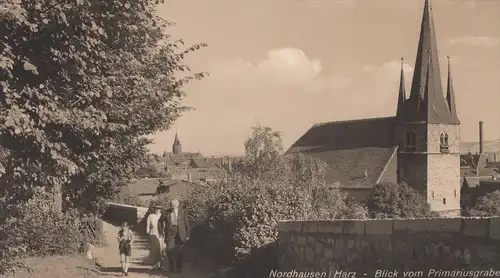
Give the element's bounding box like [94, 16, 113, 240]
[187, 125, 367, 275]
[366, 182, 436, 219]
[239, 125, 284, 180]
[0, 0, 206, 213]
[469, 190, 500, 217]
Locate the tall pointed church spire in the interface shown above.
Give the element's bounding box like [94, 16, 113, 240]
[396, 58, 406, 119]
[174, 132, 180, 144]
[172, 132, 182, 155]
[446, 56, 460, 123]
[404, 0, 459, 124]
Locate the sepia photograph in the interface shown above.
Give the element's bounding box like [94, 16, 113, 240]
[1, 0, 499, 277]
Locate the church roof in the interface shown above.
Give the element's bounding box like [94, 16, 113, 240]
[401, 0, 459, 125]
[286, 117, 397, 188]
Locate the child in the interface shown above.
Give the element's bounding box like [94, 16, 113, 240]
[117, 222, 134, 276]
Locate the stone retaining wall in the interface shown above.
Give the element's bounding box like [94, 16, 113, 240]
[278, 217, 500, 274]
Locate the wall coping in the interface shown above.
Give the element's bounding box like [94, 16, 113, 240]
[107, 202, 149, 210]
[281, 216, 496, 222]
[278, 217, 500, 239]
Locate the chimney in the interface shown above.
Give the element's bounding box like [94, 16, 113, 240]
[494, 154, 497, 162]
[220, 157, 224, 168]
[479, 121, 484, 154]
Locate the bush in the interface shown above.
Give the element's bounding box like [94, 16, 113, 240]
[149, 190, 190, 209]
[232, 179, 313, 259]
[185, 180, 228, 224]
[188, 162, 367, 275]
[311, 186, 368, 220]
[187, 127, 369, 277]
[366, 182, 437, 219]
[112, 190, 149, 207]
[469, 190, 500, 217]
[0, 189, 102, 274]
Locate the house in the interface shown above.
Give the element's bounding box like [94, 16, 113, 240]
[459, 121, 500, 212]
[141, 133, 243, 183]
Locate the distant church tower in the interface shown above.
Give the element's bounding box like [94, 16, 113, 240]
[395, 0, 461, 216]
[172, 132, 182, 155]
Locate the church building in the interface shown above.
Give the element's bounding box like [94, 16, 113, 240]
[286, 0, 461, 217]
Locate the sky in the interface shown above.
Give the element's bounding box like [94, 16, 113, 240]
[148, 0, 500, 156]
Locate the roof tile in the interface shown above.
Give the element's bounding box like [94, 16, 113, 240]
[286, 117, 397, 188]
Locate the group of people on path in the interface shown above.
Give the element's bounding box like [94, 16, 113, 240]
[116, 198, 190, 276]
[146, 199, 191, 273]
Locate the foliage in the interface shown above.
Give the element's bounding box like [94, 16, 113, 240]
[187, 125, 367, 276]
[469, 190, 500, 217]
[237, 125, 284, 180]
[0, 0, 206, 214]
[311, 187, 368, 220]
[111, 189, 149, 207]
[0, 188, 102, 274]
[366, 182, 437, 219]
[185, 182, 223, 224]
[149, 192, 174, 209]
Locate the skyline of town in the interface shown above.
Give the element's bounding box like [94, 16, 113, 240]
[148, 0, 500, 156]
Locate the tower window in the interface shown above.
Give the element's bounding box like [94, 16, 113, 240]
[405, 132, 416, 151]
[440, 133, 449, 153]
[454, 189, 457, 198]
[432, 191, 435, 199]
[443, 198, 446, 205]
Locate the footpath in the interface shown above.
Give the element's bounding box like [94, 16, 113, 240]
[92, 220, 220, 277]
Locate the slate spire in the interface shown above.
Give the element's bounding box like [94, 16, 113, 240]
[173, 132, 180, 145]
[405, 0, 459, 124]
[396, 58, 406, 119]
[446, 56, 460, 123]
[172, 131, 182, 154]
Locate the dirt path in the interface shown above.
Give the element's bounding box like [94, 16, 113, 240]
[92, 220, 151, 277]
[92, 220, 221, 277]
[2, 220, 224, 278]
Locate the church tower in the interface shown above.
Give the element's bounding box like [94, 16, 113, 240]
[395, 0, 461, 216]
[172, 132, 182, 155]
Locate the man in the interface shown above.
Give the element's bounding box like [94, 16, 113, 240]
[146, 206, 163, 268]
[161, 199, 190, 273]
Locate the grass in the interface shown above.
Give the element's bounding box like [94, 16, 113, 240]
[1, 255, 98, 278]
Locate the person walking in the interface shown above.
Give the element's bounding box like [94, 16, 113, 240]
[162, 199, 191, 273]
[146, 206, 163, 268]
[117, 222, 134, 276]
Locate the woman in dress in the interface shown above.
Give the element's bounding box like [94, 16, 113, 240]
[146, 206, 163, 268]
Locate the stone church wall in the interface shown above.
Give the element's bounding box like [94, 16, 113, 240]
[278, 217, 500, 275]
[427, 124, 461, 213]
